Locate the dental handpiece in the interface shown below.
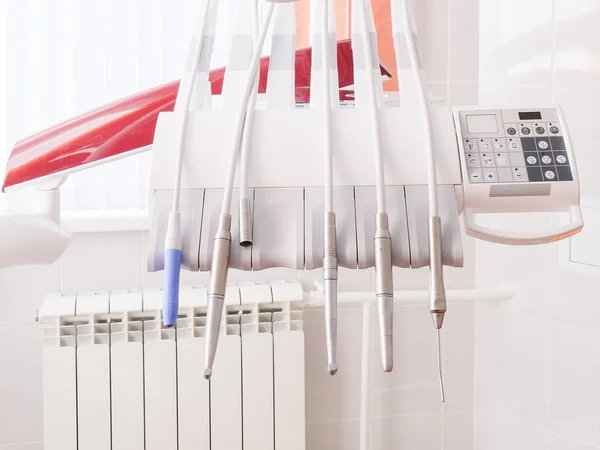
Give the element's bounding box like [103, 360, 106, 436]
[374, 212, 394, 372]
[323, 212, 338, 375]
[204, 213, 232, 379]
[429, 216, 447, 402]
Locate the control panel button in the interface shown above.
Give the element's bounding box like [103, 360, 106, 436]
[507, 127, 517, 135]
[544, 170, 556, 181]
[466, 153, 481, 167]
[554, 152, 569, 165]
[480, 153, 495, 167]
[505, 124, 518, 136]
[478, 139, 492, 151]
[494, 153, 510, 167]
[526, 154, 538, 165]
[550, 136, 566, 150]
[493, 138, 507, 151]
[464, 139, 477, 152]
[538, 140, 549, 150]
[521, 126, 531, 135]
[521, 137, 537, 152]
[557, 166, 573, 181]
[507, 138, 522, 152]
[535, 125, 546, 135]
[497, 167, 514, 183]
[549, 125, 560, 134]
[509, 153, 525, 167]
[512, 167, 529, 182]
[526, 166, 544, 182]
[484, 169, 498, 183]
[540, 153, 553, 165]
[468, 168, 483, 183]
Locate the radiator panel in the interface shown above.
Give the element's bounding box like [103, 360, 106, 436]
[39, 282, 306, 450]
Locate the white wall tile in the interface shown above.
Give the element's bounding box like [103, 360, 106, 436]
[369, 305, 442, 416]
[304, 307, 364, 422]
[554, 1, 600, 92]
[443, 412, 474, 450]
[474, 213, 553, 316]
[478, 0, 553, 87]
[473, 414, 546, 450]
[306, 419, 361, 450]
[553, 90, 600, 199]
[0, 444, 43, 450]
[0, 263, 59, 326]
[549, 246, 600, 330]
[370, 414, 443, 450]
[60, 231, 143, 292]
[548, 320, 600, 446]
[443, 302, 474, 412]
[0, 327, 43, 445]
[548, 433, 600, 450]
[474, 304, 548, 430]
[479, 84, 553, 107]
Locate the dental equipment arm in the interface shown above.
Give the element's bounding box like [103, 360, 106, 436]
[238, 0, 261, 248]
[355, 0, 394, 372]
[163, 0, 212, 328]
[399, 0, 446, 401]
[204, 2, 276, 379]
[319, 0, 338, 375]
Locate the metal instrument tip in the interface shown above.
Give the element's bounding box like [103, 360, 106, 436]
[203, 368, 212, 380]
[328, 362, 338, 375]
[437, 328, 446, 403]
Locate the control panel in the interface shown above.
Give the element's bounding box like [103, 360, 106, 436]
[457, 108, 573, 185]
[452, 106, 582, 245]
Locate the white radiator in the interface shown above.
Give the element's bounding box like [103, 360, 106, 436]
[39, 281, 306, 450]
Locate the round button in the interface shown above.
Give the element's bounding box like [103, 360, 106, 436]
[521, 127, 531, 135]
[481, 143, 490, 150]
[536, 126, 546, 134]
[515, 171, 525, 180]
[556, 155, 567, 164]
[550, 126, 560, 134]
[527, 155, 538, 164]
[544, 170, 556, 180]
[538, 140, 549, 150]
[507, 127, 517, 135]
[541, 155, 552, 164]
[494, 142, 505, 151]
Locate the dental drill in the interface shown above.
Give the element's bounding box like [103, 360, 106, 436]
[355, 0, 394, 372]
[238, 0, 261, 248]
[319, 0, 339, 375]
[162, 0, 212, 328]
[204, 2, 276, 379]
[399, 0, 447, 401]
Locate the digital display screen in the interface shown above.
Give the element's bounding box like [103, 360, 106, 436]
[466, 114, 499, 134]
[519, 111, 542, 120]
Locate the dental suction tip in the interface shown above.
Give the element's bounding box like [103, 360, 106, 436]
[203, 368, 212, 380]
[328, 362, 338, 375]
[437, 328, 446, 403]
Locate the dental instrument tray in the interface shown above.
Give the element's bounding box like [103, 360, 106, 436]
[454, 106, 583, 245]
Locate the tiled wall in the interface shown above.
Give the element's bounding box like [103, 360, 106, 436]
[475, 1, 600, 449]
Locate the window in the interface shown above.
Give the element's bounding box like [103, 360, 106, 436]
[0, 0, 244, 216]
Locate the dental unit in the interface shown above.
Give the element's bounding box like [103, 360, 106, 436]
[0, 0, 584, 430]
